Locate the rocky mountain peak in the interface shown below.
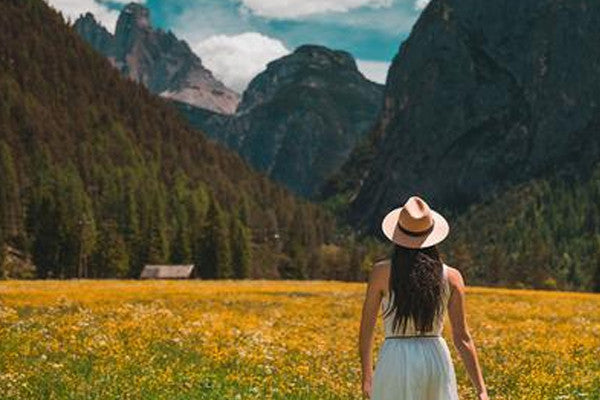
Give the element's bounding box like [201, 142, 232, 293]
[78, 12, 98, 25]
[73, 12, 114, 56]
[117, 3, 150, 31]
[293, 44, 358, 70]
[188, 45, 384, 197]
[238, 44, 365, 114]
[74, 4, 239, 114]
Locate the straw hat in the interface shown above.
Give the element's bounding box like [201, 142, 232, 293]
[381, 196, 449, 249]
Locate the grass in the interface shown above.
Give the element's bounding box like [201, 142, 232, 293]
[0, 280, 599, 399]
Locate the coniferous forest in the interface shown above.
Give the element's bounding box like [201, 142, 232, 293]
[443, 169, 600, 292]
[0, 0, 371, 281]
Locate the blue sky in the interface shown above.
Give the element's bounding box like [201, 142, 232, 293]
[46, 0, 428, 91]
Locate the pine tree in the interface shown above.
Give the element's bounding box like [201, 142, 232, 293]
[120, 174, 141, 275]
[0, 225, 4, 279]
[170, 171, 192, 263]
[230, 213, 251, 279]
[198, 195, 231, 279]
[171, 225, 192, 264]
[283, 207, 309, 279]
[29, 195, 61, 278]
[146, 222, 168, 265]
[94, 220, 129, 278]
[591, 236, 600, 293]
[0, 140, 21, 241]
[348, 242, 363, 281]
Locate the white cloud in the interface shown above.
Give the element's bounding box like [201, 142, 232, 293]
[414, 0, 430, 10]
[356, 60, 390, 84]
[241, 0, 393, 19]
[44, 0, 145, 33]
[193, 32, 290, 92]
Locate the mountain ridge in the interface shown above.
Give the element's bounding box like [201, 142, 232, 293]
[73, 3, 240, 114]
[182, 44, 384, 197]
[333, 0, 600, 233]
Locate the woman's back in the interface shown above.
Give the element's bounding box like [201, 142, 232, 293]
[371, 262, 459, 400]
[381, 263, 451, 337]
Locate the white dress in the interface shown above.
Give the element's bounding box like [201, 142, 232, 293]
[372, 264, 459, 400]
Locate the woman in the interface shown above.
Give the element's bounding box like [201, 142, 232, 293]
[358, 196, 488, 399]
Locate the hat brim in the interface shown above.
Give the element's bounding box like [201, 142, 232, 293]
[381, 207, 449, 249]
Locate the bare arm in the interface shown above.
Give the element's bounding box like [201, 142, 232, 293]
[358, 263, 386, 398]
[447, 268, 488, 399]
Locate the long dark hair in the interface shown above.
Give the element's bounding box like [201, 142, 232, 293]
[382, 244, 446, 334]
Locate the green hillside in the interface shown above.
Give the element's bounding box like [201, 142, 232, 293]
[442, 168, 600, 292]
[0, 0, 353, 280]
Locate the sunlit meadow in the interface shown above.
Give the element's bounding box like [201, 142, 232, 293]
[0, 280, 599, 399]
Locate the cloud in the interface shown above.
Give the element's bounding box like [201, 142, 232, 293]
[193, 32, 290, 92]
[45, 0, 145, 33]
[414, 0, 430, 10]
[240, 0, 393, 19]
[356, 60, 390, 84]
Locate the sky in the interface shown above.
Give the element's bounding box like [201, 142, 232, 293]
[45, 0, 429, 92]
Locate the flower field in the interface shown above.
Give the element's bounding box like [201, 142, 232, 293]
[0, 280, 598, 399]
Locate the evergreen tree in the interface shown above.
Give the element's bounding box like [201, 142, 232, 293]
[0, 140, 21, 242]
[145, 222, 169, 265]
[170, 171, 192, 263]
[198, 195, 231, 279]
[29, 195, 61, 278]
[230, 213, 251, 279]
[592, 236, 600, 293]
[94, 220, 129, 278]
[348, 242, 363, 281]
[0, 226, 4, 279]
[282, 207, 309, 279]
[171, 225, 192, 264]
[120, 174, 141, 275]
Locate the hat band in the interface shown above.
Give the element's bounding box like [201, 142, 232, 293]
[398, 220, 435, 237]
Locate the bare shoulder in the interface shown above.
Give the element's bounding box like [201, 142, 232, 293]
[369, 259, 391, 295]
[444, 264, 466, 291]
[371, 259, 391, 280]
[373, 258, 391, 269]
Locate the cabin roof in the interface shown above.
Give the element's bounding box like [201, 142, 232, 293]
[140, 264, 194, 279]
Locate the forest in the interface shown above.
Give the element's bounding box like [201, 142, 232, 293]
[0, 0, 370, 282]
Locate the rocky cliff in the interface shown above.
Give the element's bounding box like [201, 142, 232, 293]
[183, 45, 384, 197]
[74, 3, 239, 114]
[338, 0, 600, 233]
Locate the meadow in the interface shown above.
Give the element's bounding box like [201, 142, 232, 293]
[0, 280, 598, 399]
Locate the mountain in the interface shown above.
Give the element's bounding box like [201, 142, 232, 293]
[322, 0, 600, 291]
[179, 45, 384, 197]
[0, 0, 353, 281]
[333, 0, 600, 232]
[73, 3, 239, 114]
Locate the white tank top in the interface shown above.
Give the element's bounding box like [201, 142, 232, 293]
[381, 263, 450, 337]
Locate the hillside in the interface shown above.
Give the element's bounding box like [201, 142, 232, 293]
[333, 0, 600, 228]
[323, 0, 600, 291]
[177, 45, 384, 197]
[0, 0, 350, 280]
[440, 169, 600, 291]
[74, 4, 239, 114]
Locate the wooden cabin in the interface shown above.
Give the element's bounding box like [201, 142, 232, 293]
[140, 264, 195, 279]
